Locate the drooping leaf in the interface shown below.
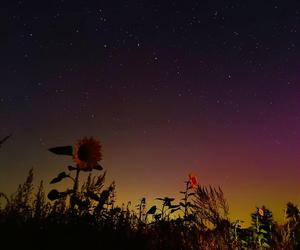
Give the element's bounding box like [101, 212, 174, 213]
[48, 146, 73, 156]
[147, 205, 157, 214]
[58, 171, 68, 179]
[47, 189, 60, 200]
[170, 207, 181, 214]
[50, 172, 68, 184]
[50, 177, 60, 184]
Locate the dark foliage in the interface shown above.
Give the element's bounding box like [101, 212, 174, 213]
[0, 169, 298, 249]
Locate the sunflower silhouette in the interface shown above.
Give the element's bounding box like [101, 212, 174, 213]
[188, 174, 198, 188]
[73, 137, 102, 171]
[258, 207, 264, 217]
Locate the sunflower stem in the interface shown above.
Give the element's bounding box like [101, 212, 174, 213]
[67, 175, 75, 183]
[73, 168, 80, 193]
[70, 168, 80, 210]
[184, 181, 189, 220]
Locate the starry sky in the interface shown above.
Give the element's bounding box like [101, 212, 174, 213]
[1, 1, 300, 224]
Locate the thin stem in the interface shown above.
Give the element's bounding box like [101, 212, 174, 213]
[161, 204, 165, 220]
[67, 175, 75, 183]
[184, 181, 189, 219]
[139, 201, 142, 221]
[73, 168, 80, 194]
[70, 168, 80, 210]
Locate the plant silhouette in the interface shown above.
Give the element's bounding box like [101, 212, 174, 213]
[0, 137, 299, 249]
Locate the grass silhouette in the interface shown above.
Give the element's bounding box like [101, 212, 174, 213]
[0, 138, 300, 249]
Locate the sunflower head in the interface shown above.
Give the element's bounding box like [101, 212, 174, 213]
[73, 137, 102, 171]
[188, 173, 198, 188]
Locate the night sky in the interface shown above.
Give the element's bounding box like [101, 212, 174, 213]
[1, 1, 300, 224]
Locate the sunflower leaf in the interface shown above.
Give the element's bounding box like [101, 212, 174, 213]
[47, 189, 60, 200]
[147, 205, 157, 214]
[170, 207, 181, 213]
[48, 146, 73, 156]
[50, 177, 60, 184]
[50, 172, 68, 184]
[58, 171, 68, 178]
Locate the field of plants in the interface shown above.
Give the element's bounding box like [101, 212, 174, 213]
[0, 138, 299, 249]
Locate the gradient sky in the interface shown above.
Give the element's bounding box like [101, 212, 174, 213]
[1, 1, 300, 225]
